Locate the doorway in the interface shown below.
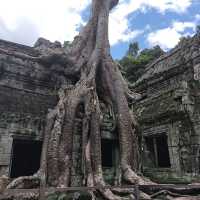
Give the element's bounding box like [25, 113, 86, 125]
[145, 134, 171, 168]
[10, 139, 42, 178]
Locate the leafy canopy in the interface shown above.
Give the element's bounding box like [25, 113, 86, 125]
[119, 42, 164, 83]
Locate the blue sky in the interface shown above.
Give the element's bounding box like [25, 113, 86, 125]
[0, 0, 200, 59]
[110, 0, 200, 58]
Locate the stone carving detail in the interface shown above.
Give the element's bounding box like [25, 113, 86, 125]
[194, 64, 200, 80]
[100, 102, 116, 133]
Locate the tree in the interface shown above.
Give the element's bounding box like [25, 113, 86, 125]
[140, 45, 164, 60]
[63, 41, 71, 49]
[126, 42, 139, 58]
[120, 45, 164, 83]
[196, 25, 200, 36]
[4, 0, 153, 199]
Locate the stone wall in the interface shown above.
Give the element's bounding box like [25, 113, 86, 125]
[132, 35, 200, 183]
[0, 39, 58, 176]
[1, 34, 200, 183]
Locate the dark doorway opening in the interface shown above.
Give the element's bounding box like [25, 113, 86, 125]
[145, 134, 171, 168]
[156, 135, 171, 167]
[10, 139, 42, 178]
[101, 139, 115, 167]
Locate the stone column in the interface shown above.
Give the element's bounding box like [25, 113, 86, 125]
[0, 131, 13, 176]
[168, 122, 181, 175]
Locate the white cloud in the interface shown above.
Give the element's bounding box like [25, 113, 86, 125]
[172, 21, 196, 32]
[108, 0, 192, 45]
[0, 0, 192, 46]
[147, 20, 196, 50]
[147, 28, 182, 50]
[0, 0, 90, 45]
[143, 0, 192, 13]
[195, 14, 200, 22]
[109, 12, 143, 45]
[0, 17, 39, 46]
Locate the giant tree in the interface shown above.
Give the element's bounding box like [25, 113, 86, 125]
[5, 0, 153, 199]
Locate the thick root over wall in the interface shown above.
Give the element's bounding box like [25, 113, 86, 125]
[4, 0, 154, 199]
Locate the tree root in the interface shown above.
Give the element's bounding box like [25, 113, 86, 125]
[123, 167, 154, 185]
[6, 174, 39, 189]
[111, 187, 151, 200]
[150, 190, 190, 198]
[0, 192, 38, 200]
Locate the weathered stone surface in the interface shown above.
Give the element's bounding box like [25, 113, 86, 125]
[0, 176, 9, 194]
[132, 34, 200, 182]
[0, 39, 59, 176]
[1, 33, 200, 189]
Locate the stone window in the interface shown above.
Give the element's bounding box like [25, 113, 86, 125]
[10, 139, 42, 178]
[145, 134, 171, 168]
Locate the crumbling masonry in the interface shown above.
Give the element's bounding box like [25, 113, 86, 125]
[1, 34, 200, 184]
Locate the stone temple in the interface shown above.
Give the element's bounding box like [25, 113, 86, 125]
[1, 34, 200, 184]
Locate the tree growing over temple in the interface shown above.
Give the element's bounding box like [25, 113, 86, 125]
[5, 0, 153, 199]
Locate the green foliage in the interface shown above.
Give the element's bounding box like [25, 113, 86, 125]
[140, 45, 164, 60]
[47, 194, 58, 200]
[196, 25, 200, 36]
[119, 44, 164, 82]
[47, 193, 67, 200]
[63, 41, 71, 49]
[58, 193, 67, 200]
[126, 42, 139, 58]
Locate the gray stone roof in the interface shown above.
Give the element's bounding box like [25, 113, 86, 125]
[133, 35, 200, 87]
[0, 39, 39, 56]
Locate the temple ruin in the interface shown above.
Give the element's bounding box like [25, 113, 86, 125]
[1, 33, 200, 199]
[132, 35, 200, 183]
[0, 38, 121, 185]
